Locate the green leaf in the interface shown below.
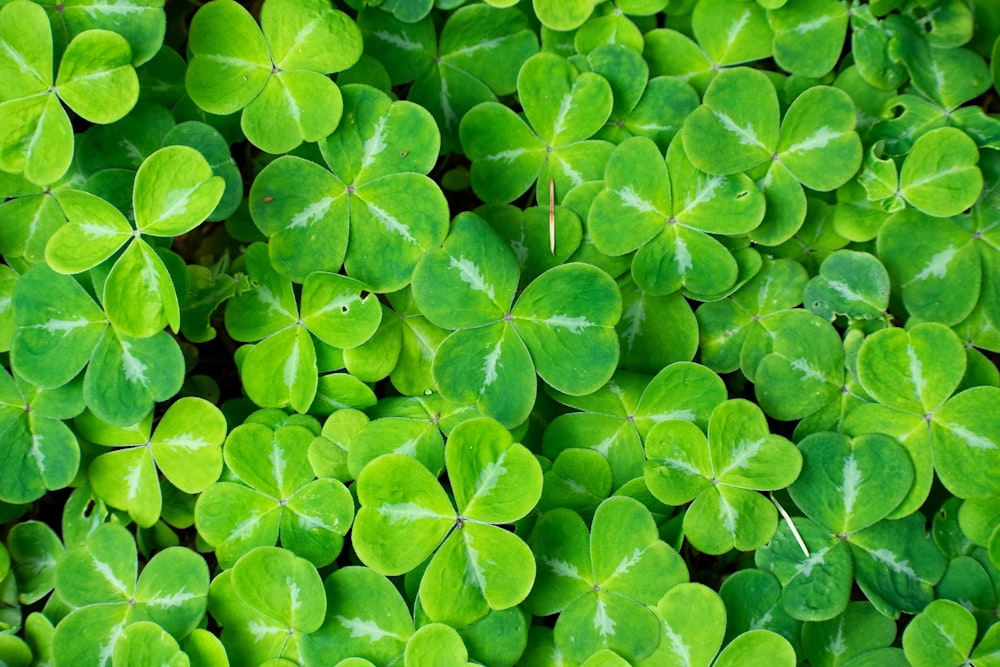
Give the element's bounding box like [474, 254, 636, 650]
[0, 93, 74, 185]
[103, 240, 180, 338]
[353, 453, 454, 576]
[638, 583, 725, 667]
[789, 432, 914, 536]
[83, 328, 184, 427]
[933, 386, 1000, 499]
[45, 189, 131, 274]
[459, 102, 545, 205]
[241, 69, 344, 154]
[10, 264, 107, 389]
[512, 263, 621, 396]
[300, 566, 412, 666]
[848, 513, 947, 617]
[0, 1, 52, 99]
[755, 517, 854, 621]
[899, 127, 982, 218]
[134, 145, 225, 236]
[800, 602, 899, 667]
[404, 623, 468, 667]
[56, 522, 136, 607]
[692, 0, 773, 66]
[432, 322, 535, 429]
[775, 85, 862, 192]
[877, 210, 981, 327]
[532, 0, 596, 31]
[249, 156, 349, 282]
[768, 0, 849, 77]
[418, 522, 536, 626]
[714, 630, 796, 667]
[150, 397, 225, 494]
[300, 273, 381, 349]
[412, 212, 519, 329]
[902, 599, 976, 667]
[682, 67, 779, 175]
[752, 309, 845, 421]
[6, 520, 63, 604]
[184, 0, 270, 115]
[804, 249, 890, 321]
[231, 546, 326, 635]
[857, 322, 966, 414]
[261, 0, 362, 73]
[112, 622, 186, 667]
[445, 417, 541, 523]
[55, 29, 139, 124]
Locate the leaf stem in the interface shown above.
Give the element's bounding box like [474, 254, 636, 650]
[771, 494, 809, 558]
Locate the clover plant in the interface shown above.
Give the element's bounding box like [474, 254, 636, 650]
[2, 0, 1000, 665]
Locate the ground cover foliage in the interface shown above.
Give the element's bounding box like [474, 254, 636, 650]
[2, 0, 1000, 664]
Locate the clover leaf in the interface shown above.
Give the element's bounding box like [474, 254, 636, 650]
[756, 430, 930, 620]
[800, 602, 900, 667]
[644, 398, 802, 554]
[249, 83, 448, 289]
[224, 243, 381, 412]
[804, 249, 891, 322]
[207, 546, 325, 665]
[185, 0, 361, 153]
[45, 145, 224, 338]
[878, 205, 995, 329]
[543, 363, 727, 489]
[359, 3, 538, 153]
[644, 0, 772, 93]
[767, 0, 849, 78]
[903, 599, 1000, 667]
[460, 51, 614, 205]
[589, 135, 765, 298]
[852, 322, 1000, 502]
[412, 213, 621, 427]
[195, 411, 354, 568]
[5, 520, 64, 605]
[76, 397, 225, 528]
[717, 569, 802, 650]
[52, 522, 209, 666]
[525, 496, 689, 663]
[0, 1, 139, 185]
[682, 66, 862, 196]
[353, 417, 542, 627]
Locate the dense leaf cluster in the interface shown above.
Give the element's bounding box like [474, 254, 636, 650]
[1, 0, 1000, 665]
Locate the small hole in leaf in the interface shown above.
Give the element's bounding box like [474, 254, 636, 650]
[889, 105, 905, 119]
[360, 290, 370, 300]
[735, 191, 748, 199]
[400, 151, 409, 158]
[341, 306, 349, 314]
[813, 301, 821, 308]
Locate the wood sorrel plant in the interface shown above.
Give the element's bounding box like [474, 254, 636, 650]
[1, 0, 1000, 664]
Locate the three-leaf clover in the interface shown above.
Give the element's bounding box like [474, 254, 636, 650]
[76, 397, 226, 529]
[224, 243, 381, 413]
[249, 83, 448, 290]
[51, 522, 209, 666]
[589, 135, 765, 298]
[185, 0, 362, 153]
[411, 212, 622, 428]
[525, 495, 689, 663]
[644, 398, 803, 554]
[194, 410, 354, 568]
[0, 0, 139, 185]
[756, 431, 946, 620]
[45, 145, 224, 339]
[460, 51, 614, 204]
[352, 417, 542, 627]
[10, 264, 185, 427]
